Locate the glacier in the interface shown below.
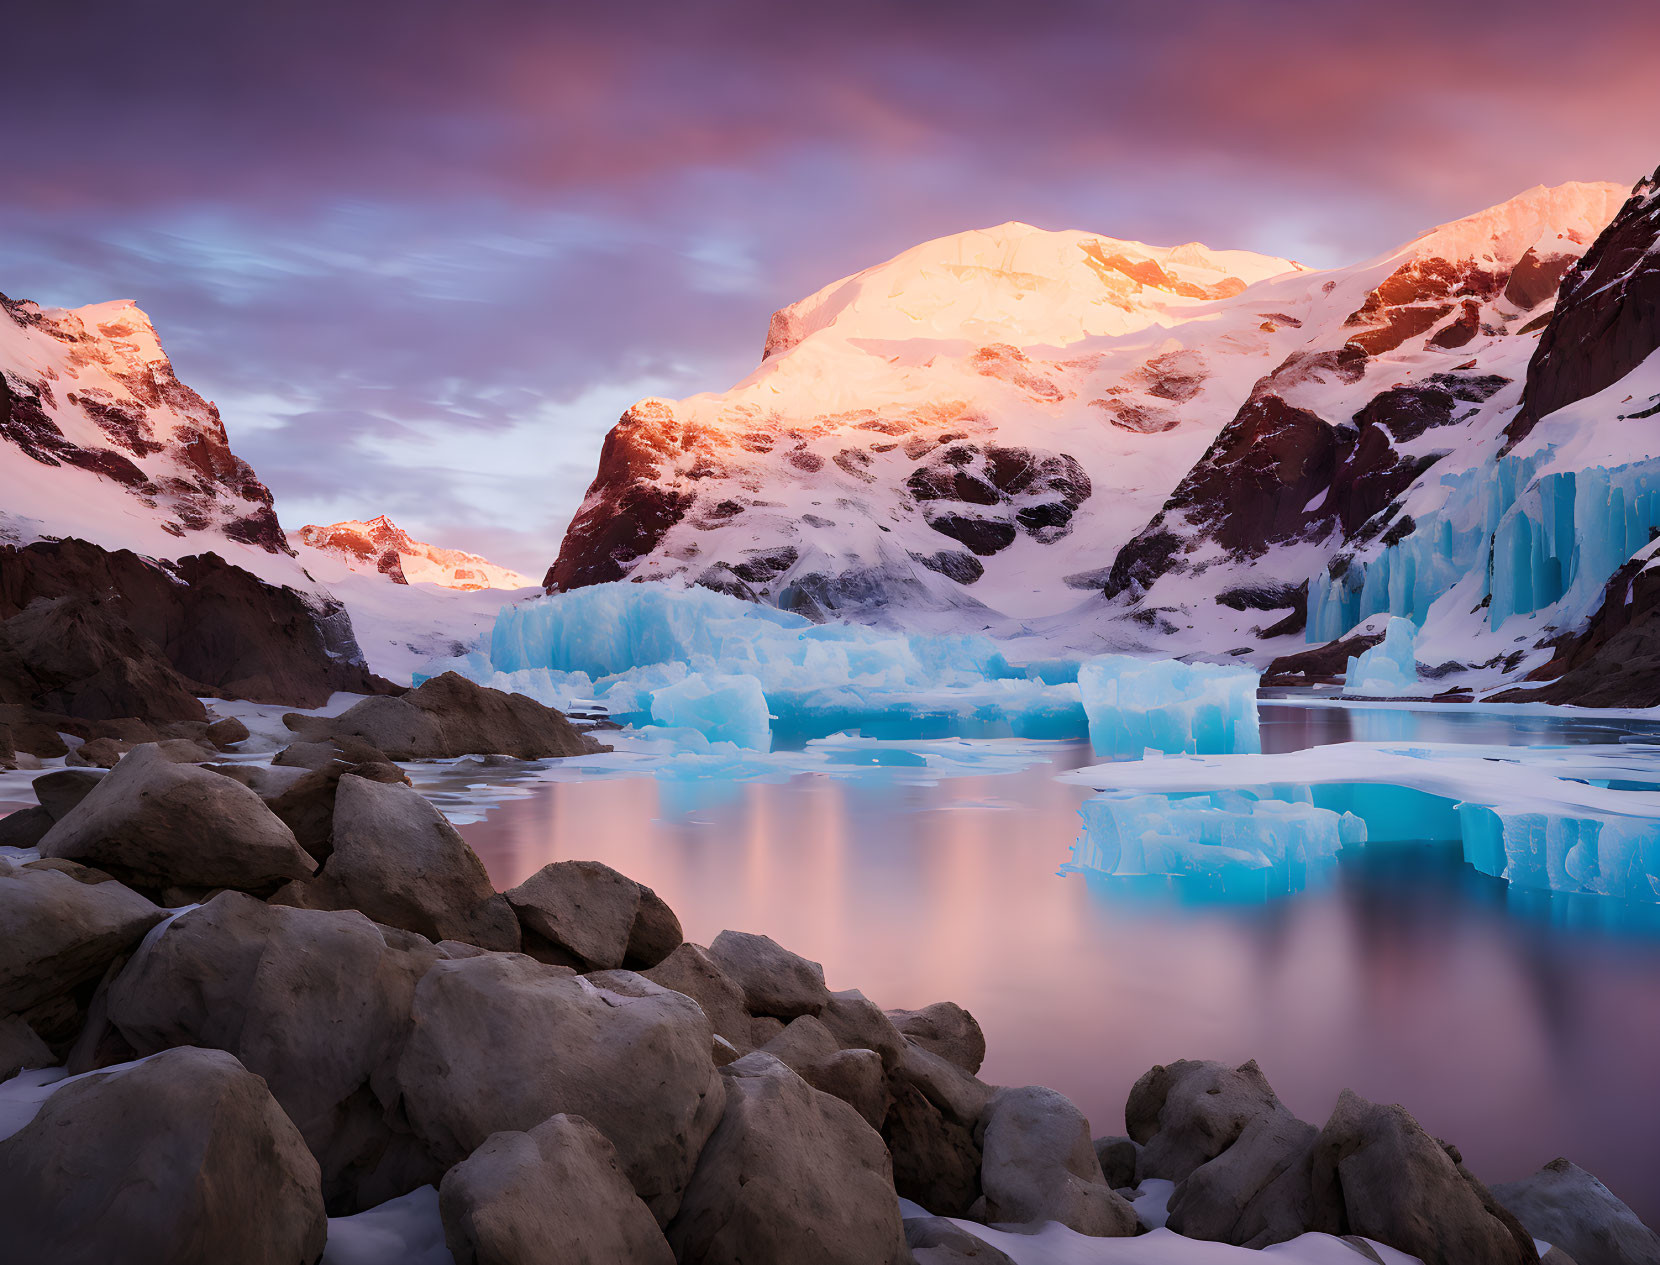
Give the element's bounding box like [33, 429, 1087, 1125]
[438, 581, 1263, 754]
[1344, 617, 1421, 696]
[1062, 741, 1660, 902]
[1077, 656, 1260, 758]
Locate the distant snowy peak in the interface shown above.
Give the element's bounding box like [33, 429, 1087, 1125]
[761, 220, 1299, 359]
[295, 515, 534, 590]
[0, 293, 287, 558]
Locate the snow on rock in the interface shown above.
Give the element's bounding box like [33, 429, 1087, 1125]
[1063, 741, 1660, 903]
[1343, 616, 1421, 696]
[1077, 656, 1260, 757]
[295, 515, 535, 590]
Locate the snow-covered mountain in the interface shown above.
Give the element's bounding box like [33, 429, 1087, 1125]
[546, 180, 1660, 698]
[294, 515, 534, 590]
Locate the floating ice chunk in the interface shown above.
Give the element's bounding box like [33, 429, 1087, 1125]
[1077, 656, 1260, 758]
[1344, 617, 1421, 696]
[1072, 789, 1361, 888]
[648, 672, 772, 750]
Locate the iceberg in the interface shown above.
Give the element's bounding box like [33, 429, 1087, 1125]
[1071, 789, 1363, 889]
[1062, 740, 1660, 902]
[1344, 617, 1421, 696]
[1077, 656, 1260, 758]
[648, 672, 772, 750]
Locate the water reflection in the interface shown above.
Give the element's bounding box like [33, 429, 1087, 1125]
[458, 734, 1660, 1221]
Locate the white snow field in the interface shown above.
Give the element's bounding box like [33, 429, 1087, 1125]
[1063, 741, 1660, 901]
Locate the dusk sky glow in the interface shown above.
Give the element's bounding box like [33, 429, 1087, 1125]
[6, 0, 1658, 572]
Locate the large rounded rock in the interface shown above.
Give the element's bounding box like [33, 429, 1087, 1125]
[506, 859, 642, 969]
[395, 952, 723, 1223]
[667, 1052, 908, 1265]
[977, 1085, 1138, 1236]
[626, 882, 684, 969]
[284, 671, 601, 759]
[31, 767, 105, 820]
[905, 1216, 1018, 1265]
[1493, 1158, 1660, 1265]
[1093, 1135, 1141, 1190]
[1310, 1089, 1537, 1265]
[0, 1046, 327, 1265]
[104, 891, 442, 1211]
[1127, 1058, 1287, 1183]
[888, 1001, 986, 1075]
[39, 743, 317, 891]
[440, 1113, 673, 1265]
[275, 775, 517, 951]
[643, 942, 759, 1052]
[1165, 1103, 1319, 1248]
[821, 988, 906, 1069]
[0, 856, 162, 1019]
[884, 1043, 993, 1218]
[708, 929, 830, 1020]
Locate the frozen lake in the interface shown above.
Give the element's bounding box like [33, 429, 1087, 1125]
[453, 701, 1660, 1223]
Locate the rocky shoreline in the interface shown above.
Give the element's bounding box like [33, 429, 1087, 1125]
[1, 686, 1656, 1265]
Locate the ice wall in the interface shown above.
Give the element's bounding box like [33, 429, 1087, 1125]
[1344, 617, 1421, 696]
[1078, 656, 1260, 758]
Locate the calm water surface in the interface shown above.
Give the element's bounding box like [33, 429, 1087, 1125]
[448, 703, 1660, 1220]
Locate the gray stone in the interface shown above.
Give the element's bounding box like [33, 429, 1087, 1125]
[31, 767, 105, 820]
[0, 1014, 52, 1083]
[625, 882, 683, 969]
[0, 804, 52, 847]
[1494, 1158, 1660, 1265]
[205, 715, 251, 748]
[889, 1001, 987, 1074]
[1310, 1089, 1536, 1265]
[505, 859, 639, 969]
[1167, 1102, 1318, 1247]
[274, 774, 517, 951]
[105, 891, 442, 1212]
[0, 1046, 327, 1265]
[0, 858, 162, 1017]
[905, 1215, 1018, 1264]
[1128, 1058, 1287, 1183]
[396, 952, 723, 1223]
[40, 743, 317, 891]
[1093, 1135, 1140, 1190]
[667, 1052, 908, 1265]
[821, 988, 905, 1069]
[708, 929, 830, 1020]
[643, 942, 760, 1051]
[440, 1113, 673, 1265]
[884, 1042, 994, 1218]
[978, 1085, 1138, 1237]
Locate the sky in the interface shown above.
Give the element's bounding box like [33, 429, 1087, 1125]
[3, 0, 1658, 575]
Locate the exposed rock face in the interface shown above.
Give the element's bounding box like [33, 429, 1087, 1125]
[0, 1047, 328, 1265]
[1310, 1089, 1537, 1265]
[395, 952, 724, 1223]
[707, 929, 831, 1021]
[275, 775, 518, 951]
[1507, 164, 1660, 447]
[283, 671, 604, 759]
[887, 1001, 986, 1075]
[296, 515, 535, 591]
[666, 1052, 909, 1265]
[977, 1085, 1138, 1236]
[40, 744, 317, 893]
[0, 538, 389, 723]
[439, 1114, 673, 1265]
[1494, 1157, 1660, 1265]
[0, 294, 287, 553]
[505, 859, 680, 970]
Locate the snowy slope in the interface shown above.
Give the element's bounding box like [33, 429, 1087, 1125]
[294, 515, 535, 590]
[547, 222, 1305, 622]
[546, 187, 1629, 657]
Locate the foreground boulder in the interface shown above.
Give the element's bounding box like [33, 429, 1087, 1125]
[884, 1042, 992, 1217]
[905, 1216, 1018, 1265]
[275, 775, 518, 951]
[1310, 1089, 1537, 1265]
[395, 952, 723, 1223]
[0, 857, 163, 1033]
[888, 1001, 986, 1075]
[1493, 1158, 1660, 1265]
[39, 743, 317, 892]
[667, 1053, 908, 1265]
[31, 767, 106, 819]
[0, 1046, 327, 1265]
[284, 671, 604, 759]
[0, 1013, 53, 1082]
[104, 892, 442, 1211]
[506, 859, 680, 969]
[643, 942, 764, 1052]
[976, 1085, 1137, 1236]
[708, 929, 831, 1020]
[439, 1113, 673, 1265]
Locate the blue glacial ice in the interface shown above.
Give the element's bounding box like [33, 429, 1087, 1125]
[1071, 789, 1364, 890]
[1343, 617, 1420, 696]
[1063, 741, 1660, 902]
[1077, 656, 1260, 758]
[433, 581, 1262, 755]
